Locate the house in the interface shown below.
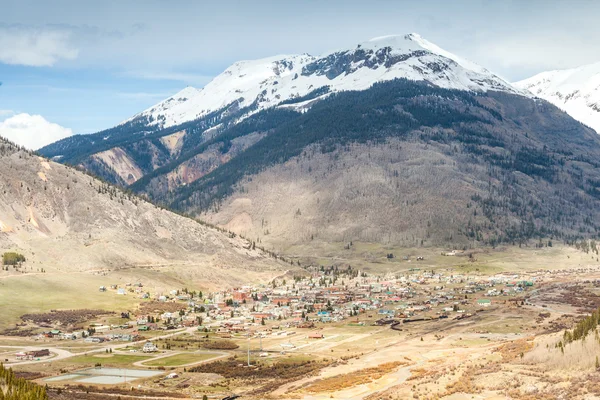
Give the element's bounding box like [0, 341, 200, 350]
[252, 313, 273, 320]
[477, 299, 492, 307]
[94, 325, 111, 333]
[99, 286, 106, 292]
[85, 337, 105, 343]
[182, 320, 196, 327]
[62, 332, 83, 340]
[233, 291, 249, 302]
[143, 341, 158, 353]
[26, 349, 50, 358]
[230, 325, 246, 332]
[117, 288, 126, 295]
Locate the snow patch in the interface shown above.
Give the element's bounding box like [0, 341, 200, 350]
[515, 62, 600, 134]
[121, 33, 523, 131]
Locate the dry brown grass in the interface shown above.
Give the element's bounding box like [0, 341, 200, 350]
[525, 332, 600, 370]
[505, 389, 558, 400]
[496, 337, 535, 361]
[301, 361, 407, 393]
[406, 366, 440, 381]
[443, 369, 481, 397]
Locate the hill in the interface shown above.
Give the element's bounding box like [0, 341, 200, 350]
[0, 137, 290, 289]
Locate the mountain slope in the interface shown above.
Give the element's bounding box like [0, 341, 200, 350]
[515, 63, 600, 134]
[39, 33, 522, 188]
[156, 80, 600, 248]
[37, 35, 600, 249]
[122, 33, 521, 131]
[0, 137, 289, 289]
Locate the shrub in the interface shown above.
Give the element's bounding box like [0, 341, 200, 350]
[2, 252, 26, 266]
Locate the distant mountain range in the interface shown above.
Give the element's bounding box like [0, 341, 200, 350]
[38, 34, 600, 248]
[515, 62, 600, 134]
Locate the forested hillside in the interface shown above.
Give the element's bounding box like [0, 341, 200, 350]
[167, 80, 600, 247]
[0, 364, 47, 400]
[40, 78, 600, 248]
[39, 33, 523, 194]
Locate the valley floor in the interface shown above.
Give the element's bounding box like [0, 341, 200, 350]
[2, 244, 600, 399]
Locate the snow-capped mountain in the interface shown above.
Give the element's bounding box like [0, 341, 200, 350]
[126, 33, 524, 130]
[37, 32, 600, 248]
[515, 63, 600, 134]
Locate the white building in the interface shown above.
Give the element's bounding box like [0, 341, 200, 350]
[143, 341, 158, 353]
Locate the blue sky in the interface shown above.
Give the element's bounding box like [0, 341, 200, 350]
[1, 0, 599, 148]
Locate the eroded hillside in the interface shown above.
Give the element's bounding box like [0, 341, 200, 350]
[0, 139, 289, 289]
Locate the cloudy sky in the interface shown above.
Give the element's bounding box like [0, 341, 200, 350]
[1, 0, 599, 149]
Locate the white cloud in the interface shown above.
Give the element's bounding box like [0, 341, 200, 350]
[0, 113, 73, 150]
[0, 25, 78, 66]
[468, 30, 600, 81]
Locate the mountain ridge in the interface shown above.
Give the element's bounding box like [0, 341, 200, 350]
[515, 62, 600, 134]
[120, 33, 523, 132]
[39, 33, 527, 191]
[40, 33, 525, 165]
[36, 36, 600, 249]
[0, 136, 290, 289]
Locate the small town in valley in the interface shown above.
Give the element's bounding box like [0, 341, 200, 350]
[3, 2, 600, 399]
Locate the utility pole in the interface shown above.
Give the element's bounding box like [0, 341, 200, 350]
[247, 333, 251, 367]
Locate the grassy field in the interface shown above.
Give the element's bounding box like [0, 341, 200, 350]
[285, 241, 595, 275]
[60, 353, 152, 367]
[0, 272, 141, 330]
[142, 352, 220, 367]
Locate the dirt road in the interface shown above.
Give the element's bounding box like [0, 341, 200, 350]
[4, 326, 204, 366]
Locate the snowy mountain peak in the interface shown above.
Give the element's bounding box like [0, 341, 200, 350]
[363, 33, 420, 47]
[126, 33, 524, 130]
[515, 62, 600, 133]
[360, 33, 491, 76]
